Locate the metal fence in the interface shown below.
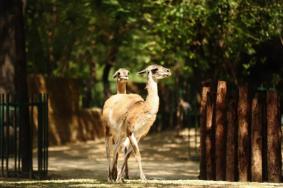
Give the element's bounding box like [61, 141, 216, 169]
[187, 113, 200, 160]
[0, 94, 48, 178]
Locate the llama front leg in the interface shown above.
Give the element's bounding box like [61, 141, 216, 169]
[128, 133, 146, 180]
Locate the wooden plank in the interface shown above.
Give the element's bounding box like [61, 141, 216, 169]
[226, 90, 237, 181]
[237, 85, 250, 181]
[266, 90, 282, 182]
[205, 92, 215, 180]
[199, 86, 210, 179]
[251, 93, 263, 182]
[215, 81, 227, 180]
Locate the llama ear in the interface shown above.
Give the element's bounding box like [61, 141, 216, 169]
[151, 68, 158, 74]
[137, 69, 147, 75]
[113, 71, 119, 78]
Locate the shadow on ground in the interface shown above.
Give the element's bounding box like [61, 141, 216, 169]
[1, 129, 283, 187]
[47, 129, 199, 180]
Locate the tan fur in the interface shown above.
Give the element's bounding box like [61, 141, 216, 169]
[103, 65, 171, 182]
[117, 81, 126, 94]
[113, 68, 129, 94]
[103, 94, 144, 136]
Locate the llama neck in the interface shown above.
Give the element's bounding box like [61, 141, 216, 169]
[117, 80, 126, 94]
[145, 74, 159, 114]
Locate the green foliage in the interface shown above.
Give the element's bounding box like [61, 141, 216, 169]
[25, 0, 283, 103]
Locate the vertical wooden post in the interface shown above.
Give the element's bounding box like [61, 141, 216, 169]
[261, 92, 268, 181]
[226, 90, 237, 181]
[237, 85, 250, 181]
[205, 92, 215, 180]
[251, 93, 263, 182]
[215, 81, 227, 180]
[266, 90, 281, 182]
[199, 86, 210, 179]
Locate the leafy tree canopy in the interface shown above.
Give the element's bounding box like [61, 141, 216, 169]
[25, 0, 283, 95]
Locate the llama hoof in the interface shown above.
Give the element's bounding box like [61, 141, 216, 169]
[116, 177, 125, 183]
[140, 175, 147, 181]
[112, 170, 118, 180]
[107, 177, 113, 183]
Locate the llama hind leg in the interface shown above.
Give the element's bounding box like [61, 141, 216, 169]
[111, 139, 121, 180]
[105, 134, 112, 182]
[122, 138, 130, 179]
[116, 147, 132, 182]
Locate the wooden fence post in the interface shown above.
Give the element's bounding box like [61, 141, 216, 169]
[205, 93, 215, 180]
[226, 89, 237, 181]
[206, 92, 215, 180]
[251, 93, 263, 182]
[215, 81, 227, 180]
[237, 85, 250, 181]
[266, 90, 282, 182]
[199, 86, 210, 179]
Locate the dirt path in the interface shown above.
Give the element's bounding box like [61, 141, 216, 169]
[2, 129, 283, 187]
[48, 129, 199, 180]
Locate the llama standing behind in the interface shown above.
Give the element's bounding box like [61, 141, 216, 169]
[103, 68, 133, 181]
[113, 68, 129, 94]
[102, 65, 171, 182]
[111, 68, 131, 179]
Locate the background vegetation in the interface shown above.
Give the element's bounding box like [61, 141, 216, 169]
[11, 0, 283, 129]
[0, 0, 281, 178]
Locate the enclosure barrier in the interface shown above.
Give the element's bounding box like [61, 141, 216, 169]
[0, 94, 48, 178]
[199, 81, 281, 182]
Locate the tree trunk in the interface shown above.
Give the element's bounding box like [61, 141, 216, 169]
[0, 0, 31, 176]
[102, 63, 112, 100]
[266, 90, 281, 182]
[199, 85, 210, 179]
[102, 46, 118, 100]
[237, 85, 250, 181]
[251, 93, 263, 182]
[46, 3, 57, 75]
[14, 0, 31, 176]
[226, 89, 237, 181]
[82, 79, 93, 108]
[215, 81, 227, 180]
[82, 59, 97, 108]
[0, 1, 16, 94]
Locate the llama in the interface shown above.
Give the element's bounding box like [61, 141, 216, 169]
[113, 68, 129, 94]
[102, 65, 171, 182]
[112, 68, 131, 179]
[103, 68, 141, 181]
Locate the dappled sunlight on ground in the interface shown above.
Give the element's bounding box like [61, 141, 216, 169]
[3, 128, 283, 187]
[47, 129, 199, 180]
[1, 178, 283, 188]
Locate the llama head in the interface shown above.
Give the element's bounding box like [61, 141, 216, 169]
[138, 64, 171, 80]
[113, 68, 129, 81]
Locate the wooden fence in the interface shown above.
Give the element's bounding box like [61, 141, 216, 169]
[199, 80, 282, 182]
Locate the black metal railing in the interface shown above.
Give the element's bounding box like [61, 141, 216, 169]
[0, 93, 48, 178]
